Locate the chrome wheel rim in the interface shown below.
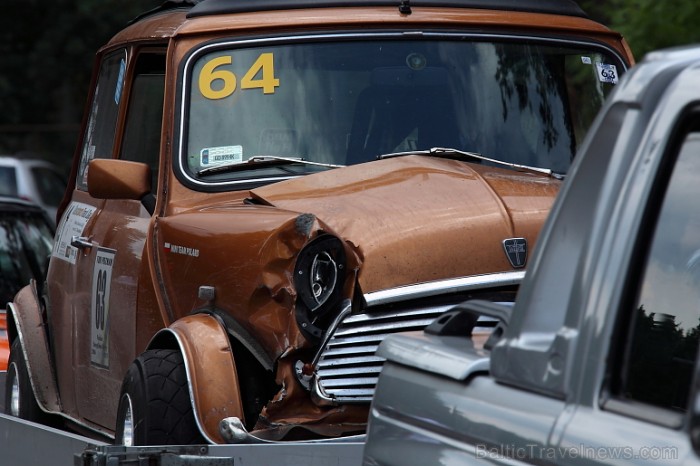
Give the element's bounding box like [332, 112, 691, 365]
[121, 394, 135, 446]
[9, 363, 20, 417]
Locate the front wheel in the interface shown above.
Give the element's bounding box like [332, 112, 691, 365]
[115, 349, 205, 446]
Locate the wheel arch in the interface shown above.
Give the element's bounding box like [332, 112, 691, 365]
[5, 281, 61, 414]
[147, 312, 247, 444]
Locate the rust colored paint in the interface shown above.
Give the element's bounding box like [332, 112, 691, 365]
[168, 314, 245, 444]
[171, 7, 632, 63]
[253, 357, 369, 440]
[87, 159, 151, 201]
[251, 157, 559, 291]
[156, 205, 360, 359]
[8, 283, 61, 413]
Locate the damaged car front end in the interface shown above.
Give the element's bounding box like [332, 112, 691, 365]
[4, 0, 633, 446]
[163, 11, 629, 440]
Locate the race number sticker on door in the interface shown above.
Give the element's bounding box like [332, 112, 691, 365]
[91, 247, 115, 368]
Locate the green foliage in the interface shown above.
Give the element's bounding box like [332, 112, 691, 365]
[580, 0, 700, 59]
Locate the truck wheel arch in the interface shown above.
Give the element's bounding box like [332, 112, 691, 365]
[146, 313, 249, 444]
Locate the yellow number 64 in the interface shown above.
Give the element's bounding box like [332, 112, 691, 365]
[199, 56, 236, 99]
[199, 53, 279, 100]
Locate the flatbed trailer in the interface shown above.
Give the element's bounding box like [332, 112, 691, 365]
[0, 413, 364, 466]
[0, 371, 364, 466]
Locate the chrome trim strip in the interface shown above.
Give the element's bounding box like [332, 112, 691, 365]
[364, 271, 524, 306]
[320, 377, 379, 388]
[316, 355, 386, 367]
[320, 345, 378, 356]
[322, 334, 387, 346]
[311, 299, 352, 366]
[333, 317, 443, 336]
[317, 366, 383, 376]
[312, 372, 339, 405]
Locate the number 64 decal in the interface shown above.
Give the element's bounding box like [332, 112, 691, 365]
[198, 52, 280, 100]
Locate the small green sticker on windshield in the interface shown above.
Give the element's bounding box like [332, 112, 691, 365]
[201, 145, 243, 166]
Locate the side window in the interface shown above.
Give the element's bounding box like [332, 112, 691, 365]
[120, 52, 166, 194]
[620, 124, 700, 414]
[0, 167, 18, 197]
[77, 50, 127, 190]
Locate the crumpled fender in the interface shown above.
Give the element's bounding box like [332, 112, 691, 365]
[149, 313, 244, 444]
[6, 281, 61, 413]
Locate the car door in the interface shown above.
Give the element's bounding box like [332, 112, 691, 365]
[49, 47, 166, 431]
[555, 110, 700, 464]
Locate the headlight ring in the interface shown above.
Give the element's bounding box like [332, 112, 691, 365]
[294, 235, 347, 342]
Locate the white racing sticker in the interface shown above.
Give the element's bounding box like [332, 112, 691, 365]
[91, 247, 116, 368]
[596, 63, 619, 84]
[164, 242, 200, 257]
[200, 145, 243, 166]
[52, 202, 97, 264]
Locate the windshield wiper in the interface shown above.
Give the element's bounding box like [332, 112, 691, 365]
[197, 155, 344, 176]
[378, 147, 564, 179]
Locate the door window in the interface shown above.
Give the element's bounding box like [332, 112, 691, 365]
[619, 124, 700, 414]
[77, 50, 127, 190]
[120, 52, 166, 194]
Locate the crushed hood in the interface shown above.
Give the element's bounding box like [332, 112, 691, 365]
[250, 156, 559, 292]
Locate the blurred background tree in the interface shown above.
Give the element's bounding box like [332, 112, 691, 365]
[0, 0, 161, 172]
[0, 0, 699, 173]
[580, 0, 700, 57]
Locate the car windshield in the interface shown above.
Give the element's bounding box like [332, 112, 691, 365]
[182, 36, 624, 185]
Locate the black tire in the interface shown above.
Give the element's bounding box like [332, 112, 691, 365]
[115, 349, 205, 446]
[5, 338, 48, 423]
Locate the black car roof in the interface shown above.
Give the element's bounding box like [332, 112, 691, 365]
[187, 0, 588, 18]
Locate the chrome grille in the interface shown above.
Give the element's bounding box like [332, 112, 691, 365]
[315, 304, 454, 401]
[313, 271, 524, 404]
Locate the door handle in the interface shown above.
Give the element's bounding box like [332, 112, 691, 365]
[71, 235, 94, 250]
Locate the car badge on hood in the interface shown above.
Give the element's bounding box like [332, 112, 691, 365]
[503, 238, 527, 268]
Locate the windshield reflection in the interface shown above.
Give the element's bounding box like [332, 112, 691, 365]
[185, 37, 622, 183]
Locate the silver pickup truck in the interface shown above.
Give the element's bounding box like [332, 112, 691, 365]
[363, 44, 700, 465]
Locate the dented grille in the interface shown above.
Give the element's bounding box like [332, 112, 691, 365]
[315, 305, 453, 402]
[313, 272, 523, 404]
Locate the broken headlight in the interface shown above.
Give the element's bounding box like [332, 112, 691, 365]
[294, 235, 346, 342]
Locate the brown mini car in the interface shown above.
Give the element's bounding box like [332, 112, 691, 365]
[4, 0, 633, 446]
